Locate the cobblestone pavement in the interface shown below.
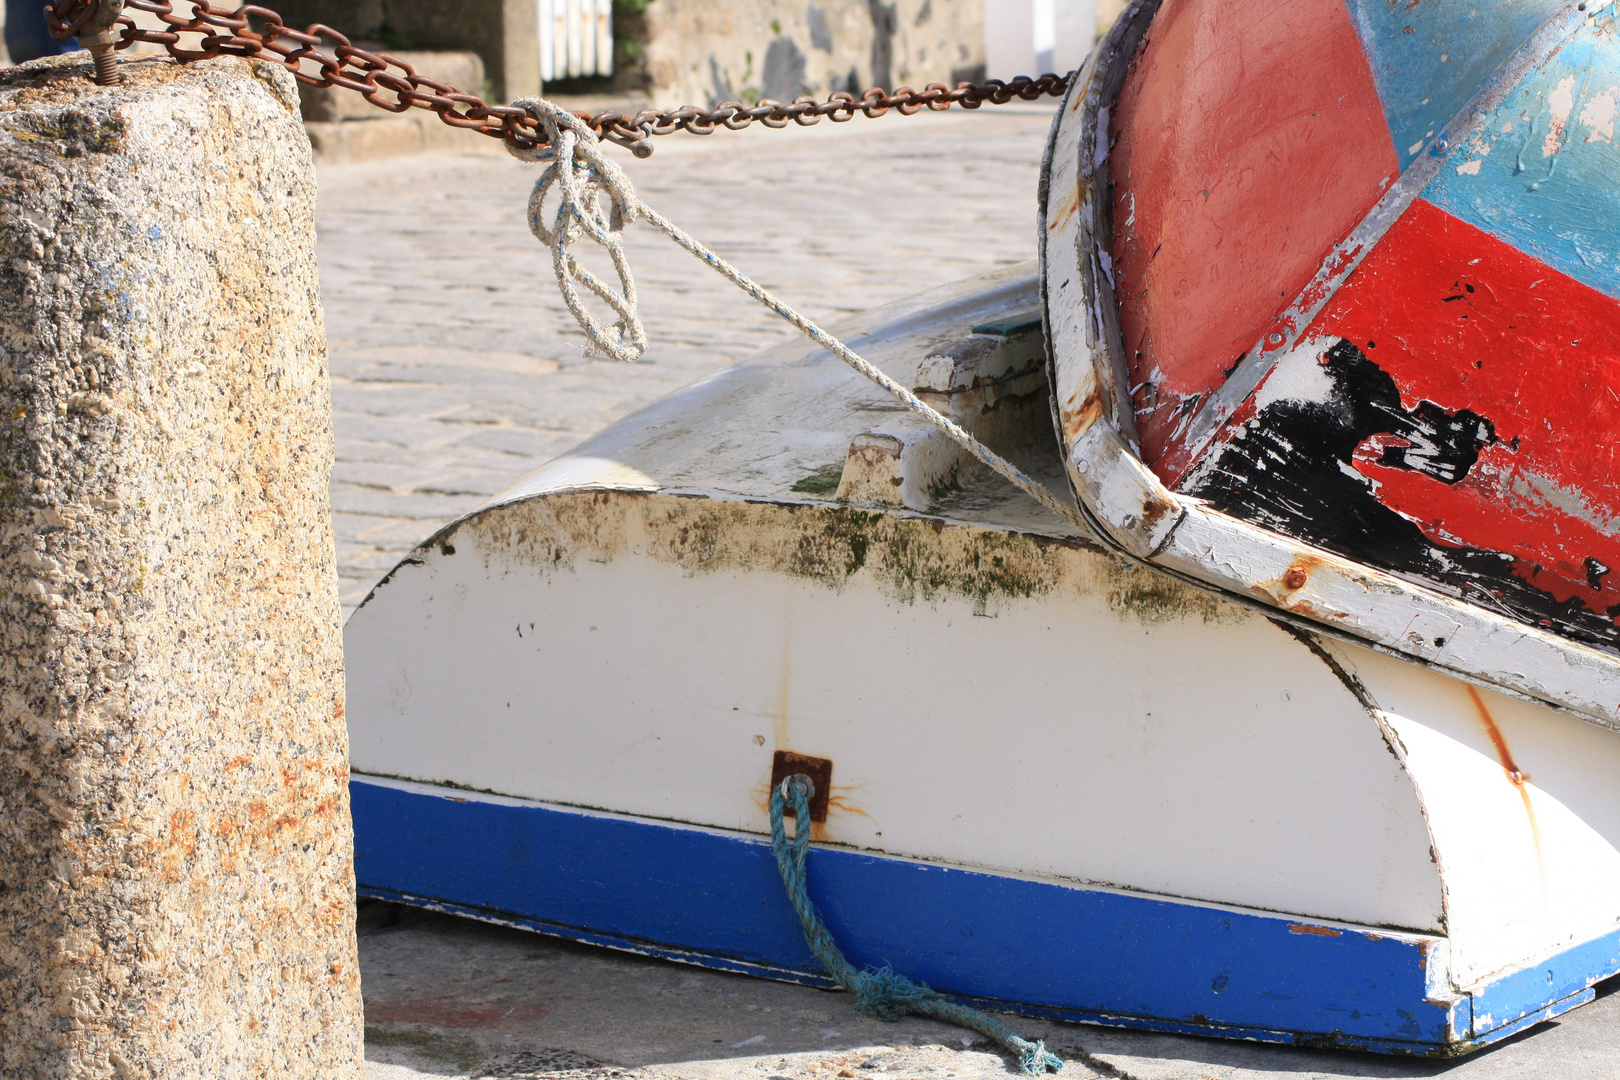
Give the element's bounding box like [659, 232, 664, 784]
[318, 105, 1055, 611]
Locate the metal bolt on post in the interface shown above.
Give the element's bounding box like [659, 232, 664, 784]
[77, 0, 126, 85]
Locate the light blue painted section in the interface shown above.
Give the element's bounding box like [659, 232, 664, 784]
[1345, 0, 1567, 164]
[351, 776, 1620, 1055]
[1469, 928, 1620, 1037]
[1422, 16, 1620, 300]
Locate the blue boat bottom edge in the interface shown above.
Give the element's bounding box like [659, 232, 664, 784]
[350, 775, 1620, 1057]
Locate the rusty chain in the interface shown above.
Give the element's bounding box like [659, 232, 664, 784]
[43, 0, 1071, 156]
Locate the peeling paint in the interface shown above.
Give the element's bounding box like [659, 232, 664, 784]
[1288, 924, 1344, 937]
[1580, 88, 1617, 142]
[1042, 0, 1620, 728]
[1543, 74, 1577, 157]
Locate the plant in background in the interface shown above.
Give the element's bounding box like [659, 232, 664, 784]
[612, 0, 653, 90]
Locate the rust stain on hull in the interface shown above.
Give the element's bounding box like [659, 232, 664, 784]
[773, 609, 792, 752]
[826, 788, 873, 822]
[1466, 685, 1548, 921]
[1048, 180, 1086, 232]
[1466, 685, 1527, 788]
[1064, 387, 1103, 443]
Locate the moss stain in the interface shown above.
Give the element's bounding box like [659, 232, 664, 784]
[788, 463, 844, 495]
[364, 1026, 484, 1071]
[1105, 560, 1231, 624]
[451, 492, 1248, 625]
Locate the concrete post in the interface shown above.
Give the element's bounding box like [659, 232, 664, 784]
[0, 54, 362, 1079]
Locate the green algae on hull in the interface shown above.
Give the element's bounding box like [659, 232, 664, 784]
[407, 490, 1247, 626]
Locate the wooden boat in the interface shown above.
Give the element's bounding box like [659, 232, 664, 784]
[344, 0, 1620, 1056]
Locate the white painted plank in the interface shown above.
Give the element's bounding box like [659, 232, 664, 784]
[565, 0, 584, 79]
[593, 0, 613, 77]
[538, 0, 554, 83]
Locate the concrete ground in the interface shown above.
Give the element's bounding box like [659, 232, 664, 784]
[316, 105, 1620, 1079]
[355, 903, 1620, 1080]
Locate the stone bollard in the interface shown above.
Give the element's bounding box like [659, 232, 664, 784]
[0, 54, 362, 1078]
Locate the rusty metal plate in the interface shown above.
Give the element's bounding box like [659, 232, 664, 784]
[770, 751, 832, 823]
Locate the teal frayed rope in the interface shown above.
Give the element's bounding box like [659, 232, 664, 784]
[769, 777, 1064, 1076]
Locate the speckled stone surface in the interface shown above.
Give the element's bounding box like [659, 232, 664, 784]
[0, 53, 362, 1078]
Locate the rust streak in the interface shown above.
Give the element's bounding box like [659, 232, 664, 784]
[773, 610, 792, 751]
[1064, 387, 1103, 442]
[1465, 686, 1548, 922]
[1048, 181, 1087, 232]
[826, 790, 873, 821]
[1466, 685, 1526, 787]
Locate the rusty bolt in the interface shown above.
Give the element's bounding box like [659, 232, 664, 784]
[781, 773, 816, 801]
[78, 0, 126, 86]
[1283, 566, 1310, 590]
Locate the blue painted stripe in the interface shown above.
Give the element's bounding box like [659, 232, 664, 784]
[1420, 18, 1620, 300]
[1470, 926, 1620, 1038]
[352, 777, 1474, 1051]
[1345, 0, 1566, 165]
[351, 777, 1620, 1054]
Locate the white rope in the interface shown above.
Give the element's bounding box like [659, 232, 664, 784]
[508, 99, 1086, 531]
[509, 103, 647, 363]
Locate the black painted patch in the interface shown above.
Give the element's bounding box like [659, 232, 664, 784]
[1183, 340, 1620, 653]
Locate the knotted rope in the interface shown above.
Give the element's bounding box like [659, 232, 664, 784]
[507, 99, 1086, 532]
[508, 102, 648, 363]
[770, 777, 1064, 1075]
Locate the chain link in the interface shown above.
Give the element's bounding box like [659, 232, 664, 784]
[44, 0, 1070, 155]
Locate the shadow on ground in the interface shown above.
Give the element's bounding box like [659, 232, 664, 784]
[357, 902, 1620, 1080]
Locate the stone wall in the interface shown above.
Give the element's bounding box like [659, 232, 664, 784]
[0, 53, 361, 1078]
[137, 1, 997, 111]
[266, 0, 536, 101]
[639, 0, 984, 109]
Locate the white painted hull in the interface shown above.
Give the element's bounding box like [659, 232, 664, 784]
[345, 268, 1620, 1053]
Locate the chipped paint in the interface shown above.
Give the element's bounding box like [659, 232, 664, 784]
[1581, 88, 1617, 142]
[1543, 74, 1578, 157]
[1041, 0, 1620, 727]
[1141, 2, 1600, 482]
[1189, 197, 1620, 650]
[1108, 0, 1399, 471]
[1288, 924, 1344, 937]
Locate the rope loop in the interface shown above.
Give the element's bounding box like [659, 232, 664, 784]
[769, 780, 1064, 1075]
[508, 99, 649, 363]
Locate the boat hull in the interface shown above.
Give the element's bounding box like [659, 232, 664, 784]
[345, 268, 1620, 1056]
